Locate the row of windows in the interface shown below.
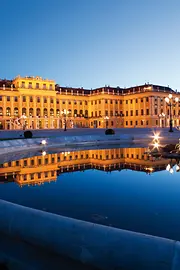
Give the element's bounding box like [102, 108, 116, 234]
[0, 96, 89, 105]
[23, 171, 55, 181]
[0, 107, 89, 117]
[6, 151, 146, 169]
[20, 82, 53, 90]
[2, 106, 180, 118]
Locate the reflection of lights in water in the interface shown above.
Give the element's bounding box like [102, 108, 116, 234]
[42, 151, 46, 156]
[145, 167, 153, 172]
[41, 139, 47, 145]
[170, 168, 174, 174]
[166, 164, 171, 171]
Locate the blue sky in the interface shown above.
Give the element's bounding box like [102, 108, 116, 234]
[1, 0, 180, 89]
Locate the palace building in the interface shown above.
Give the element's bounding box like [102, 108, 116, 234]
[0, 75, 179, 130]
[0, 147, 174, 186]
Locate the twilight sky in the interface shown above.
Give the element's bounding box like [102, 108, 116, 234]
[1, 0, 180, 90]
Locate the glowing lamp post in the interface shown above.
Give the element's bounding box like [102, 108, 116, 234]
[61, 109, 70, 131]
[165, 94, 178, 132]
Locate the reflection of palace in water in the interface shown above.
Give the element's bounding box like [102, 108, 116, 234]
[0, 148, 172, 186]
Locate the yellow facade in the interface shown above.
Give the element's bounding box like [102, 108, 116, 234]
[0, 148, 174, 186]
[0, 75, 179, 129]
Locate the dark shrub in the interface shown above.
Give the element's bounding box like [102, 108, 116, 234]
[24, 130, 33, 139]
[105, 129, 115, 135]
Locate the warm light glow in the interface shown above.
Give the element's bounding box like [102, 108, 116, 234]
[165, 97, 169, 103]
[169, 94, 172, 99]
[166, 164, 171, 171]
[42, 151, 46, 156]
[153, 133, 160, 141]
[175, 97, 179, 102]
[41, 139, 47, 145]
[153, 142, 159, 148]
[170, 168, 174, 174]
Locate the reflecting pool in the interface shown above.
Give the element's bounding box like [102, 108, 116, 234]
[0, 146, 180, 241]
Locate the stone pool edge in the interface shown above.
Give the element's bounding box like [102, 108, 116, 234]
[0, 199, 180, 270]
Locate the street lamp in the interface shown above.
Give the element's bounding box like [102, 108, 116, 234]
[165, 94, 178, 132]
[104, 116, 109, 129]
[61, 109, 70, 131]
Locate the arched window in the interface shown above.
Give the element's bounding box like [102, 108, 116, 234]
[44, 108, 48, 117]
[74, 109, 77, 117]
[14, 107, 18, 116]
[50, 108, 54, 116]
[36, 108, 40, 116]
[0, 107, 3, 116]
[22, 108, 26, 115]
[29, 108, 33, 116]
[56, 109, 60, 117]
[80, 110, 83, 116]
[68, 109, 72, 116]
[85, 110, 88, 117]
[6, 107, 11, 116]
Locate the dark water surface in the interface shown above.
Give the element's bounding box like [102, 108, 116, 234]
[0, 146, 179, 242]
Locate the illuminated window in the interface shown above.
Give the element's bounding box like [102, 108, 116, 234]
[6, 107, 11, 116]
[50, 109, 54, 116]
[14, 107, 18, 116]
[29, 108, 33, 116]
